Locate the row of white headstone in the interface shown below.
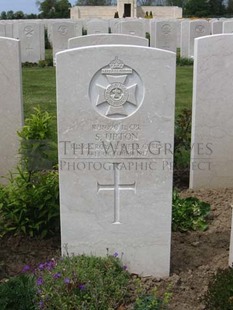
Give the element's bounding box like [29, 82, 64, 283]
[2, 18, 233, 63]
[1, 33, 233, 277]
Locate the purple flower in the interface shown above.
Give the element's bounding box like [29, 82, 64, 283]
[46, 260, 56, 271]
[64, 278, 70, 284]
[38, 263, 45, 271]
[53, 272, 61, 279]
[113, 252, 118, 257]
[79, 284, 85, 291]
[39, 300, 44, 309]
[22, 265, 30, 273]
[123, 265, 127, 270]
[37, 277, 43, 286]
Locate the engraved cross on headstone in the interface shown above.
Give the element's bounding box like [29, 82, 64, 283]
[97, 163, 136, 224]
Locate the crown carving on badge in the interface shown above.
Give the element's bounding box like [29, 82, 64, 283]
[109, 57, 124, 69]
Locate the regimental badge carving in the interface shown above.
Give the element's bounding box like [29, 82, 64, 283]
[24, 26, 34, 37]
[89, 57, 144, 119]
[58, 25, 68, 35]
[195, 25, 205, 34]
[161, 24, 172, 35]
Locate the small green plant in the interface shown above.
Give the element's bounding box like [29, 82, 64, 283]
[0, 274, 37, 310]
[176, 56, 194, 66]
[33, 253, 130, 309]
[133, 279, 171, 309]
[18, 106, 57, 172]
[0, 107, 59, 238]
[0, 169, 59, 237]
[172, 190, 210, 232]
[204, 267, 233, 309]
[174, 108, 192, 171]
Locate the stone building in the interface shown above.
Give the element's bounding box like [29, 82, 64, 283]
[70, 0, 182, 19]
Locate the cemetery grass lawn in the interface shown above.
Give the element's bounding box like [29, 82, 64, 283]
[22, 65, 193, 125]
[22, 67, 56, 125]
[175, 66, 193, 114]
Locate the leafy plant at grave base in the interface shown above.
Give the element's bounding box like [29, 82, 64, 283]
[0, 168, 59, 238]
[0, 107, 59, 238]
[18, 106, 57, 172]
[22, 62, 38, 68]
[176, 56, 194, 66]
[204, 267, 233, 309]
[32, 253, 131, 309]
[0, 274, 37, 310]
[174, 108, 192, 172]
[133, 280, 172, 310]
[172, 190, 211, 232]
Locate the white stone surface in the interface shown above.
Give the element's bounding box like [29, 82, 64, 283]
[189, 20, 210, 58]
[190, 34, 233, 188]
[109, 18, 122, 33]
[57, 45, 176, 277]
[52, 21, 76, 65]
[18, 22, 45, 63]
[0, 37, 23, 183]
[223, 20, 233, 33]
[150, 20, 177, 52]
[86, 19, 109, 34]
[0, 23, 6, 37]
[180, 20, 189, 58]
[117, 20, 145, 37]
[74, 20, 83, 36]
[212, 21, 223, 34]
[68, 33, 149, 48]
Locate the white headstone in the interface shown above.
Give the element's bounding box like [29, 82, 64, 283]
[0, 37, 23, 183]
[86, 19, 109, 34]
[18, 22, 45, 63]
[212, 21, 223, 34]
[68, 33, 149, 48]
[223, 20, 233, 33]
[117, 20, 145, 38]
[0, 22, 6, 37]
[52, 21, 76, 65]
[190, 34, 233, 188]
[180, 20, 189, 58]
[150, 20, 177, 52]
[109, 18, 122, 33]
[189, 20, 210, 58]
[57, 45, 176, 277]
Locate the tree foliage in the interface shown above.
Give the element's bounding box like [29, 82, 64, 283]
[36, 0, 71, 18]
[75, 0, 111, 5]
[227, 0, 233, 14]
[184, 0, 226, 17]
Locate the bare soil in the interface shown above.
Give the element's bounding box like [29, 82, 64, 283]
[0, 188, 232, 309]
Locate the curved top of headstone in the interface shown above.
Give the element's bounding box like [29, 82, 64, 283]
[68, 33, 149, 49]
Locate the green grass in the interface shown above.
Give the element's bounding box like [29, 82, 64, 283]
[175, 66, 193, 114]
[22, 63, 193, 127]
[22, 67, 56, 118]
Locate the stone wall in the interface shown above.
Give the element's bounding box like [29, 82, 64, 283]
[70, 6, 182, 20]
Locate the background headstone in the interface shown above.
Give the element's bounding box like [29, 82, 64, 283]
[52, 21, 76, 65]
[190, 34, 233, 188]
[86, 19, 109, 34]
[68, 33, 149, 48]
[117, 20, 145, 37]
[189, 20, 210, 58]
[0, 37, 23, 183]
[18, 22, 45, 63]
[150, 20, 177, 52]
